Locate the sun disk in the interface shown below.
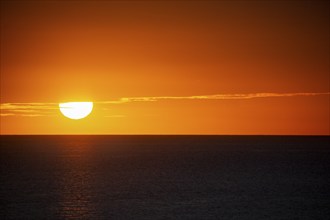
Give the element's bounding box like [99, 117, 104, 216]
[59, 102, 93, 120]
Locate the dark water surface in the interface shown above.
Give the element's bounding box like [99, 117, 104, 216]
[1, 135, 329, 219]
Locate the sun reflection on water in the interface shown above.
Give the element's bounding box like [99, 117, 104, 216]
[56, 139, 97, 219]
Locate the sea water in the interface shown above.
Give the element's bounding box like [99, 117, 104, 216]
[1, 135, 329, 219]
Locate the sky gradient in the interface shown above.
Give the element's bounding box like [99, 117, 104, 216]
[1, 0, 329, 135]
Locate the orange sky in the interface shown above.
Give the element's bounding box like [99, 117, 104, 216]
[1, 1, 329, 135]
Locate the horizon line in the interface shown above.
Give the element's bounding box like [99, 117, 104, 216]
[1, 133, 329, 136]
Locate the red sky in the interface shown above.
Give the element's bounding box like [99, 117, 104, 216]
[1, 1, 329, 134]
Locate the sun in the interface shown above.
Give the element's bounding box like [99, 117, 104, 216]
[59, 102, 93, 120]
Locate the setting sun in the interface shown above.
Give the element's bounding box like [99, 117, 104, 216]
[59, 102, 93, 120]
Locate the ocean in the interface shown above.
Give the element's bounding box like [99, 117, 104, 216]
[1, 135, 329, 219]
